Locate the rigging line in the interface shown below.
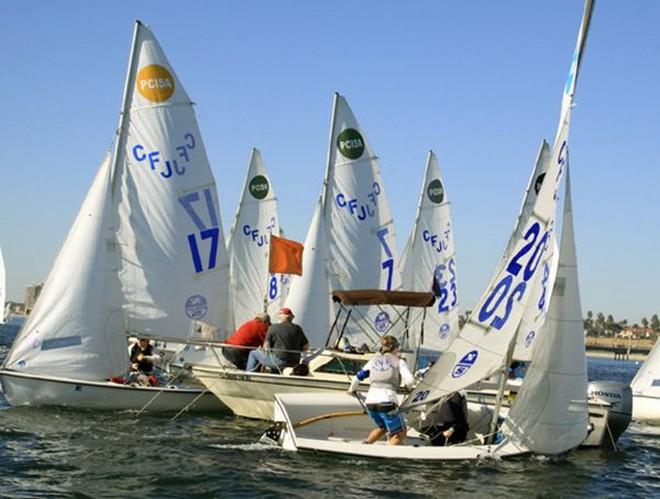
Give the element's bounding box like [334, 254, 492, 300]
[134, 367, 187, 417]
[336, 355, 369, 414]
[170, 377, 222, 421]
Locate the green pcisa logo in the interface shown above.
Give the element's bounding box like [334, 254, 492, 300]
[249, 175, 270, 200]
[427, 179, 444, 204]
[337, 128, 365, 160]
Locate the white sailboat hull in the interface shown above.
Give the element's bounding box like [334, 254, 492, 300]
[632, 395, 660, 425]
[0, 369, 227, 413]
[193, 361, 627, 448]
[270, 392, 528, 460]
[192, 365, 360, 420]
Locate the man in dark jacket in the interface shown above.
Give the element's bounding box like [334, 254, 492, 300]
[246, 308, 309, 372]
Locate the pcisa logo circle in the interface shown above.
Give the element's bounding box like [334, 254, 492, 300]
[337, 128, 365, 159]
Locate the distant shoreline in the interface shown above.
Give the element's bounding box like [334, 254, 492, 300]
[586, 349, 646, 362]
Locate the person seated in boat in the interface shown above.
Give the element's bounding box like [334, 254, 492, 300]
[127, 338, 162, 385]
[347, 335, 415, 446]
[245, 308, 309, 373]
[130, 337, 161, 374]
[222, 313, 271, 370]
[419, 391, 469, 446]
[508, 361, 527, 380]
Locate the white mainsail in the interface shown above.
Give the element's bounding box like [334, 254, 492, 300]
[4, 21, 230, 381]
[227, 148, 284, 328]
[285, 93, 401, 347]
[400, 151, 458, 352]
[631, 338, 660, 416]
[402, 0, 593, 411]
[511, 141, 558, 361]
[285, 198, 332, 347]
[502, 165, 589, 454]
[0, 245, 5, 324]
[3, 155, 128, 380]
[116, 22, 231, 340]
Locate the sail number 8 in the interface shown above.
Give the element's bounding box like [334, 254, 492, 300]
[179, 188, 221, 273]
[478, 222, 549, 330]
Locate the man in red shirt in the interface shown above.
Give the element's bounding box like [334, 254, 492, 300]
[222, 313, 271, 369]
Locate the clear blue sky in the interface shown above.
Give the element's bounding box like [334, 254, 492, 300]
[1, 1, 658, 323]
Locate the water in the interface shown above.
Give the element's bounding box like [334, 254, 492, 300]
[0, 353, 657, 498]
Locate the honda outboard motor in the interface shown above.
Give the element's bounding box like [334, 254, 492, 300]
[588, 381, 632, 447]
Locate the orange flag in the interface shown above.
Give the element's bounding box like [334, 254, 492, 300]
[269, 235, 304, 276]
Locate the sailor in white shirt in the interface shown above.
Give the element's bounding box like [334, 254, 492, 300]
[347, 335, 415, 445]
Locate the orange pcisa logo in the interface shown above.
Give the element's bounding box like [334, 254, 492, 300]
[136, 64, 175, 102]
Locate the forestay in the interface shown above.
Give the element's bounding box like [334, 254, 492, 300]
[286, 94, 401, 347]
[3, 155, 128, 380]
[400, 151, 459, 352]
[503, 165, 589, 454]
[227, 148, 286, 329]
[402, 0, 594, 411]
[116, 22, 231, 340]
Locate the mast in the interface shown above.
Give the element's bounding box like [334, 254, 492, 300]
[487, 336, 517, 443]
[109, 20, 142, 194]
[320, 93, 340, 214]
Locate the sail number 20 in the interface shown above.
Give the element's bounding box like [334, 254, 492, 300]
[478, 222, 549, 330]
[179, 188, 220, 273]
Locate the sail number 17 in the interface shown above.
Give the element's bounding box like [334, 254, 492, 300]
[179, 188, 220, 273]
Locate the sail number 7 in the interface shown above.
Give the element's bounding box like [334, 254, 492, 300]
[179, 188, 220, 273]
[478, 221, 550, 330]
[376, 227, 394, 290]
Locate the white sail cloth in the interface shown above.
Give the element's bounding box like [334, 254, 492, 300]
[631, 338, 660, 400]
[286, 94, 401, 347]
[4, 156, 127, 379]
[117, 24, 230, 339]
[511, 140, 557, 361]
[4, 21, 231, 381]
[227, 148, 285, 329]
[285, 198, 332, 347]
[503, 165, 589, 454]
[400, 151, 459, 352]
[402, 0, 593, 412]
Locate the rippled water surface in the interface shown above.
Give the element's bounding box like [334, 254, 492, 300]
[0, 351, 657, 498]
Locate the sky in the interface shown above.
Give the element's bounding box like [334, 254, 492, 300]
[0, 1, 658, 323]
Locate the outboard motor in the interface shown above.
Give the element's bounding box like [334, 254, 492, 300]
[588, 381, 632, 447]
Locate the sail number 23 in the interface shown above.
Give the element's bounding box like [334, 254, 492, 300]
[478, 221, 549, 330]
[179, 188, 220, 273]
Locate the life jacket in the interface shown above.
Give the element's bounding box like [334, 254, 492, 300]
[368, 353, 401, 391]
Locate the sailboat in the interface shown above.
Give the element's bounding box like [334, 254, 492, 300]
[0, 245, 5, 325]
[227, 148, 286, 327]
[0, 21, 229, 412]
[631, 337, 660, 424]
[192, 93, 408, 420]
[268, 0, 597, 459]
[286, 92, 402, 348]
[400, 150, 459, 352]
